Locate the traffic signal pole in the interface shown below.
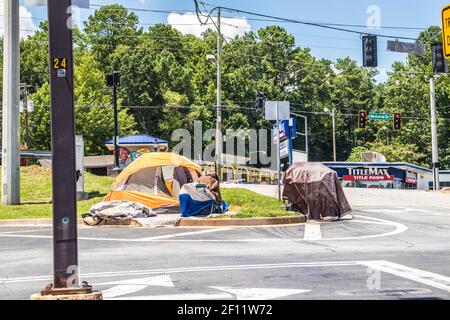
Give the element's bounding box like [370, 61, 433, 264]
[429, 77, 440, 191]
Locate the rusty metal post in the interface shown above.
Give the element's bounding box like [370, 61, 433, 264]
[44, 0, 87, 293]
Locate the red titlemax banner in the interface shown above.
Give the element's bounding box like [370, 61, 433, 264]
[343, 175, 394, 181]
[405, 177, 417, 184]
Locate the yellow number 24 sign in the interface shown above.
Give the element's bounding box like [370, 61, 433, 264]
[53, 57, 68, 70]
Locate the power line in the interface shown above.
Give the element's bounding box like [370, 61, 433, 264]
[200, 1, 427, 32]
[200, 2, 419, 41]
[220, 15, 427, 32]
[3, 103, 450, 121]
[89, 4, 191, 14]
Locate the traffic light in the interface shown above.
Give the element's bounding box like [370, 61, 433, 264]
[106, 71, 121, 86]
[432, 44, 448, 74]
[393, 113, 402, 131]
[358, 110, 367, 129]
[255, 91, 267, 110]
[362, 35, 378, 67]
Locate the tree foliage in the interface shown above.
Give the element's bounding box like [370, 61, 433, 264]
[3, 4, 448, 169]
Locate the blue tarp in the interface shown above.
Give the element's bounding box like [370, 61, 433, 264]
[179, 183, 228, 217]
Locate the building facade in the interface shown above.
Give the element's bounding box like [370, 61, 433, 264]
[323, 162, 450, 190]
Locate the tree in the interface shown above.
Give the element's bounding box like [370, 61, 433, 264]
[379, 26, 450, 169]
[115, 24, 194, 136]
[83, 4, 142, 72]
[347, 141, 427, 165]
[6, 4, 448, 169]
[28, 52, 137, 155]
[20, 22, 49, 91]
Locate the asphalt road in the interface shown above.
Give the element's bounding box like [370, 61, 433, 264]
[0, 203, 450, 300]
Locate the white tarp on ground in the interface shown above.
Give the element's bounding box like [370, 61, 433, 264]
[87, 200, 157, 223]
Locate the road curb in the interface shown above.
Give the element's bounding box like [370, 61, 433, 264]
[1, 216, 307, 228]
[175, 215, 306, 227]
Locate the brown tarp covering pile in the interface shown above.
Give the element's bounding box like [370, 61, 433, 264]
[282, 163, 352, 220]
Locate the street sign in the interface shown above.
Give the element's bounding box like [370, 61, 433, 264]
[264, 101, 290, 121]
[280, 140, 289, 159]
[387, 40, 425, 55]
[442, 5, 450, 58]
[288, 118, 297, 138]
[273, 127, 286, 143]
[368, 113, 391, 121]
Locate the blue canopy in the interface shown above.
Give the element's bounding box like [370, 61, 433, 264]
[105, 134, 168, 146]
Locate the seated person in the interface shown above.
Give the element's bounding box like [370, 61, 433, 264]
[195, 172, 222, 203]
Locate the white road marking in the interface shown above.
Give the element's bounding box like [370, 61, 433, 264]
[209, 287, 310, 300]
[136, 228, 231, 241]
[303, 224, 322, 240]
[110, 293, 232, 300]
[0, 225, 54, 228]
[109, 287, 310, 300]
[97, 275, 174, 299]
[0, 225, 92, 229]
[5, 260, 450, 297]
[359, 260, 450, 294]
[96, 274, 174, 287]
[349, 220, 390, 225]
[0, 215, 407, 242]
[0, 234, 52, 239]
[324, 215, 408, 241]
[102, 284, 149, 299]
[0, 229, 52, 235]
[0, 261, 360, 284]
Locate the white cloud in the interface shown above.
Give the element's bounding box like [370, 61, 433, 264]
[0, 6, 39, 39]
[19, 6, 39, 38]
[375, 67, 389, 83]
[167, 12, 251, 39]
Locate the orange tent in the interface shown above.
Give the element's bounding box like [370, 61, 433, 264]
[104, 152, 201, 211]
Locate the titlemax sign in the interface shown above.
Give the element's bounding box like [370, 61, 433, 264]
[343, 168, 394, 181]
[348, 168, 391, 178]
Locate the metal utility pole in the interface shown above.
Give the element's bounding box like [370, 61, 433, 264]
[43, 0, 91, 295]
[113, 77, 119, 168]
[21, 83, 32, 148]
[295, 114, 309, 161]
[109, 72, 120, 169]
[331, 109, 337, 162]
[215, 7, 223, 176]
[276, 102, 281, 201]
[106, 72, 121, 170]
[324, 108, 337, 162]
[429, 77, 440, 191]
[305, 116, 309, 160]
[1, 0, 20, 206]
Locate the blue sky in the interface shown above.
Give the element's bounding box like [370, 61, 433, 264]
[21, 0, 450, 82]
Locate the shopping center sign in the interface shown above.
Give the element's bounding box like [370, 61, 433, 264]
[343, 168, 394, 181]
